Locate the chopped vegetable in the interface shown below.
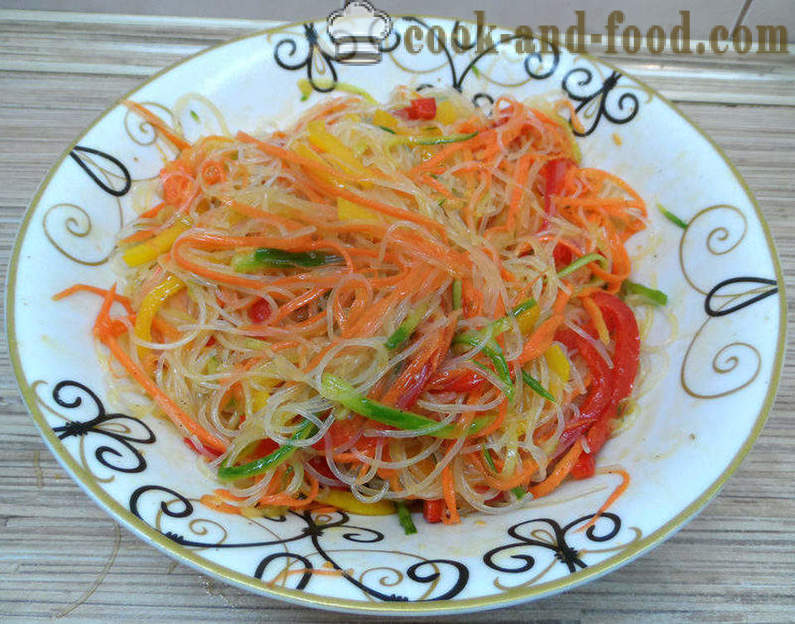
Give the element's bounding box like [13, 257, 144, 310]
[385, 304, 427, 350]
[397, 97, 436, 121]
[373, 109, 399, 131]
[557, 252, 606, 278]
[316, 489, 395, 515]
[452, 332, 514, 400]
[544, 344, 570, 382]
[658, 203, 688, 229]
[320, 375, 487, 438]
[122, 217, 191, 267]
[622, 280, 668, 306]
[133, 275, 184, 360]
[452, 279, 462, 310]
[521, 370, 556, 403]
[396, 501, 418, 534]
[233, 248, 343, 273]
[217, 419, 316, 480]
[393, 131, 478, 147]
[337, 197, 382, 223]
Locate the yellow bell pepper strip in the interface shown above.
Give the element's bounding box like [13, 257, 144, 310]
[516, 304, 540, 334]
[122, 217, 191, 267]
[488, 298, 537, 336]
[435, 100, 458, 125]
[544, 344, 570, 382]
[337, 197, 382, 223]
[373, 109, 399, 131]
[133, 275, 184, 360]
[320, 375, 488, 439]
[217, 419, 316, 480]
[315, 489, 395, 516]
[290, 141, 343, 188]
[307, 120, 372, 179]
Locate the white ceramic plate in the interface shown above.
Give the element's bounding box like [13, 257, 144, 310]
[7, 17, 785, 615]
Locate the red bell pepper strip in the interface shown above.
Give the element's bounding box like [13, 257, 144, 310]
[428, 368, 487, 392]
[552, 293, 639, 471]
[541, 158, 574, 215]
[248, 298, 271, 323]
[423, 499, 444, 523]
[396, 97, 437, 121]
[571, 451, 596, 479]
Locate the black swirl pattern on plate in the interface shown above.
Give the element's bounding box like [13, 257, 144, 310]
[274, 22, 400, 94]
[562, 69, 639, 136]
[704, 277, 778, 317]
[129, 485, 470, 600]
[483, 513, 621, 576]
[69, 146, 131, 196]
[51, 380, 155, 473]
[401, 17, 558, 106]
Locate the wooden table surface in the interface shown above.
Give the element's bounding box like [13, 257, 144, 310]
[1, 10, 793, 623]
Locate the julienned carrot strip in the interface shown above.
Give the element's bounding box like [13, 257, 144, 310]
[576, 468, 630, 532]
[441, 463, 459, 524]
[93, 285, 227, 453]
[472, 398, 506, 439]
[270, 287, 328, 324]
[258, 472, 319, 508]
[139, 202, 166, 219]
[123, 101, 191, 151]
[200, 494, 242, 515]
[506, 154, 533, 230]
[529, 439, 583, 498]
[474, 450, 538, 490]
[518, 314, 564, 364]
[53, 284, 133, 314]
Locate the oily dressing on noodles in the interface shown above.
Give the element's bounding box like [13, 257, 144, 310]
[59, 86, 658, 527]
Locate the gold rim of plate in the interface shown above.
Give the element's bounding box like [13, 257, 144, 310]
[5, 15, 787, 615]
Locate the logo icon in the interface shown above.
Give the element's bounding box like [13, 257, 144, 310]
[327, 1, 392, 65]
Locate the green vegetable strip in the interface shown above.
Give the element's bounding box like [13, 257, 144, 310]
[482, 445, 525, 499]
[453, 332, 514, 400]
[233, 248, 343, 273]
[217, 420, 317, 480]
[321, 375, 487, 439]
[657, 203, 688, 229]
[622, 280, 668, 306]
[557, 253, 605, 278]
[377, 125, 396, 134]
[489, 298, 537, 336]
[521, 370, 556, 403]
[385, 304, 427, 350]
[452, 280, 462, 311]
[401, 131, 478, 146]
[396, 501, 417, 535]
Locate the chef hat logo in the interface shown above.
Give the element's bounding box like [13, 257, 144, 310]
[327, 1, 392, 64]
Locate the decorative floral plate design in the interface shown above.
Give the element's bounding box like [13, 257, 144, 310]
[7, 17, 784, 615]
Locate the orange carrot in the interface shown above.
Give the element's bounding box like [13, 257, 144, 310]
[93, 285, 227, 453]
[529, 439, 583, 498]
[123, 101, 191, 151]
